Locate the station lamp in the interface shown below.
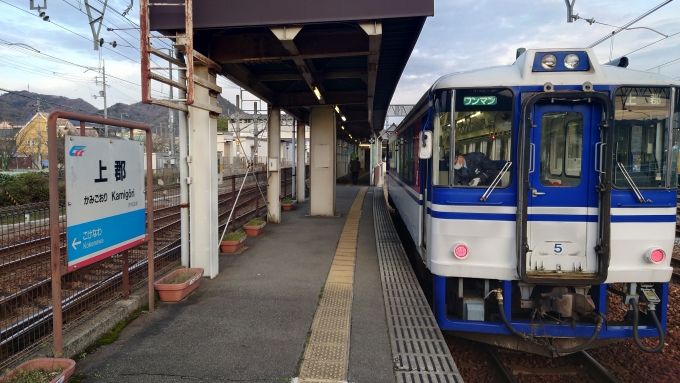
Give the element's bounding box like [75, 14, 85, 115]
[313, 87, 321, 100]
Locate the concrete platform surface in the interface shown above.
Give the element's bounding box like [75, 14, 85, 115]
[74, 186, 394, 382]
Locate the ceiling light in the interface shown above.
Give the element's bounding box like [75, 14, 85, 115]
[313, 87, 321, 100]
[341, 115, 346, 122]
[334, 105, 340, 114]
[341, 126, 345, 130]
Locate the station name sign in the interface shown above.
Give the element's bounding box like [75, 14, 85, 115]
[65, 136, 146, 272]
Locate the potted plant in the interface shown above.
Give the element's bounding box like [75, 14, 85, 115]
[243, 218, 266, 236]
[281, 197, 295, 211]
[0, 358, 76, 383]
[220, 230, 246, 253]
[154, 268, 204, 302]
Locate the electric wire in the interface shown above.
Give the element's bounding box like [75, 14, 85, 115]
[0, 0, 140, 64]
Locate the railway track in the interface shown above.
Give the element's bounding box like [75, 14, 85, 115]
[484, 344, 620, 383]
[671, 258, 680, 284]
[0, 178, 271, 367]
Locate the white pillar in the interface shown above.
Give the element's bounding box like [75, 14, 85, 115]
[268, 107, 281, 223]
[310, 106, 336, 216]
[296, 122, 306, 202]
[188, 66, 219, 278]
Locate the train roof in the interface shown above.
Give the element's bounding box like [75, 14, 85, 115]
[432, 48, 680, 90]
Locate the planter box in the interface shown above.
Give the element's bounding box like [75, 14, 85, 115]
[0, 358, 76, 383]
[154, 268, 204, 302]
[281, 203, 295, 211]
[244, 221, 266, 237]
[220, 235, 246, 253]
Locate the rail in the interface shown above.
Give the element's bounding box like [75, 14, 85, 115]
[0, 169, 298, 370]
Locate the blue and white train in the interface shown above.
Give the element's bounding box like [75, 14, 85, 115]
[387, 48, 680, 355]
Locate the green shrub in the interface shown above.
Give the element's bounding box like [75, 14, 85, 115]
[0, 172, 51, 207]
[222, 231, 246, 241]
[246, 218, 265, 226]
[281, 197, 294, 204]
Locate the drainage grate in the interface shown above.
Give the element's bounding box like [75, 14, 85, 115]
[373, 189, 463, 383]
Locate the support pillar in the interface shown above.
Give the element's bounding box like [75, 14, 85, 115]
[188, 66, 219, 278]
[268, 107, 281, 223]
[296, 122, 306, 202]
[310, 106, 336, 216]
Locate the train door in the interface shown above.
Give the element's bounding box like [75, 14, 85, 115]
[526, 103, 601, 277]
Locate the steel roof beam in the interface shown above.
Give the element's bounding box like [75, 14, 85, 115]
[359, 21, 382, 129]
[255, 71, 367, 83]
[276, 90, 367, 108]
[210, 29, 369, 64]
[221, 63, 276, 104]
[270, 25, 328, 105]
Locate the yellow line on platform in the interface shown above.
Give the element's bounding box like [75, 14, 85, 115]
[297, 187, 367, 383]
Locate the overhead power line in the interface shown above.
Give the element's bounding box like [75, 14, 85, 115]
[586, 0, 674, 48]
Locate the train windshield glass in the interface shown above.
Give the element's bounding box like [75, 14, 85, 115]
[614, 87, 675, 189]
[433, 88, 513, 187]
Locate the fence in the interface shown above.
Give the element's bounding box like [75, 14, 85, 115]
[0, 168, 298, 369]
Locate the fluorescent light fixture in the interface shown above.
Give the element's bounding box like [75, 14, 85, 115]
[334, 105, 340, 114]
[341, 115, 346, 121]
[359, 143, 371, 147]
[341, 126, 345, 130]
[471, 112, 481, 118]
[313, 87, 321, 100]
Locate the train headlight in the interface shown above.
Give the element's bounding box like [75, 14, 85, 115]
[564, 54, 580, 69]
[541, 54, 557, 70]
[644, 248, 666, 264]
[452, 243, 469, 259]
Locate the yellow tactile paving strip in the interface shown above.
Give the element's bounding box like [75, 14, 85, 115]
[297, 187, 367, 383]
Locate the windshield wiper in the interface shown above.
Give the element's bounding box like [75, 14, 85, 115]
[480, 162, 512, 201]
[616, 162, 650, 203]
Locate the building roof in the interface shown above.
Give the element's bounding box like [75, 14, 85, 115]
[149, 0, 433, 140]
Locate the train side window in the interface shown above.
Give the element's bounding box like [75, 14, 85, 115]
[540, 112, 583, 187]
[613, 87, 673, 189]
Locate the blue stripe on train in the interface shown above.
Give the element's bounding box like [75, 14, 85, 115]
[429, 209, 675, 223]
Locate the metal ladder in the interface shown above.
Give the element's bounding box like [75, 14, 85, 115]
[139, 0, 222, 113]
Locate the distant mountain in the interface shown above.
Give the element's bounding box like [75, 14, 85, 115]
[0, 91, 238, 132]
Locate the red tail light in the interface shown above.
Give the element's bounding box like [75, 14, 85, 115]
[644, 248, 666, 264]
[452, 243, 469, 259]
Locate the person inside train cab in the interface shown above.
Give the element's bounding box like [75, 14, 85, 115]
[453, 150, 498, 186]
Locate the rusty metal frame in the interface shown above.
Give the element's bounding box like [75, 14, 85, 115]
[140, 0, 194, 107]
[47, 111, 155, 356]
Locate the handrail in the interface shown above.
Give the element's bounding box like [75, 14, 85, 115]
[480, 162, 512, 202]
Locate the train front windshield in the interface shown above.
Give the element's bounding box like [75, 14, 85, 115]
[433, 89, 514, 187]
[613, 87, 678, 189]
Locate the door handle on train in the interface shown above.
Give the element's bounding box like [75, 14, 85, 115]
[531, 188, 545, 197]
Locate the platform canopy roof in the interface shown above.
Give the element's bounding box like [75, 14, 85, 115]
[150, 0, 433, 140]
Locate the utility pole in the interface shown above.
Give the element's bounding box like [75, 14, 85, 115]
[93, 61, 108, 137]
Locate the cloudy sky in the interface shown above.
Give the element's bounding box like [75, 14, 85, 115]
[0, 0, 679, 117]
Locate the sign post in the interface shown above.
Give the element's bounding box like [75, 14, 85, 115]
[48, 111, 154, 356]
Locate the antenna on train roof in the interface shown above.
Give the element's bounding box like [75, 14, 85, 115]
[516, 48, 526, 59]
[604, 56, 629, 68]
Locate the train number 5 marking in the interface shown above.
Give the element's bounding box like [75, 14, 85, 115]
[554, 243, 563, 254]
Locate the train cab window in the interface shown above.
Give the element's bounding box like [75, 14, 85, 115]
[448, 88, 514, 188]
[539, 112, 583, 187]
[613, 87, 674, 189]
